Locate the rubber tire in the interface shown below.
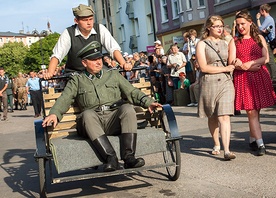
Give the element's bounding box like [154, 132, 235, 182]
[38, 158, 47, 198]
[163, 140, 181, 181]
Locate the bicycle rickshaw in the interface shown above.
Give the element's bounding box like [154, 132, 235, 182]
[34, 67, 182, 197]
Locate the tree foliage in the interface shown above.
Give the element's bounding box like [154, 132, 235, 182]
[24, 32, 63, 72]
[0, 32, 63, 76]
[0, 42, 28, 76]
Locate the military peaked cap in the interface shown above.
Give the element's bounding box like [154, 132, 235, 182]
[77, 41, 103, 60]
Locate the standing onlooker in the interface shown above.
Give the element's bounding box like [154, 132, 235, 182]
[187, 29, 200, 60]
[0, 67, 9, 121]
[6, 76, 14, 113]
[14, 72, 28, 110]
[26, 71, 42, 118]
[256, 3, 276, 80]
[167, 44, 187, 89]
[196, 15, 236, 160]
[150, 75, 164, 104]
[154, 40, 164, 56]
[229, 10, 276, 156]
[160, 55, 173, 104]
[186, 29, 200, 83]
[182, 32, 194, 83]
[103, 55, 118, 69]
[187, 59, 200, 107]
[223, 25, 233, 44]
[44, 4, 131, 79]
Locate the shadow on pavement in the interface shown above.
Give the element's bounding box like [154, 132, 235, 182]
[180, 130, 276, 158]
[1, 148, 171, 197]
[1, 149, 38, 197]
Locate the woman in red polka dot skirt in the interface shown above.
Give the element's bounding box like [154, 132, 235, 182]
[229, 10, 276, 156]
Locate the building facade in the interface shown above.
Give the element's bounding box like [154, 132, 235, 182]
[90, 0, 156, 54]
[0, 30, 50, 48]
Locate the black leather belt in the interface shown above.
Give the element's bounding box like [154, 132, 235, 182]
[94, 100, 125, 112]
[94, 105, 112, 112]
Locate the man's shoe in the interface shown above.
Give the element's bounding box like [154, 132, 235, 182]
[249, 141, 258, 151]
[34, 114, 39, 118]
[103, 156, 119, 172]
[187, 103, 195, 107]
[124, 156, 145, 169]
[92, 135, 119, 172]
[121, 133, 145, 169]
[234, 110, 241, 115]
[257, 145, 266, 156]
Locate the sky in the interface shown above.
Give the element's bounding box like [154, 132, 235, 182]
[0, 0, 89, 34]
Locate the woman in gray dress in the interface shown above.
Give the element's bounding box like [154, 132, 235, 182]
[196, 15, 236, 160]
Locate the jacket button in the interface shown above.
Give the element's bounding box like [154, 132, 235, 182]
[218, 78, 221, 81]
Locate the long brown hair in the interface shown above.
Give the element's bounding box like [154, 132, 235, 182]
[235, 10, 263, 48]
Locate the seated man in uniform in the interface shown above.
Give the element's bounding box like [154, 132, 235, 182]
[42, 41, 162, 172]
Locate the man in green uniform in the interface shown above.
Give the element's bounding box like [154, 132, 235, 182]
[42, 41, 162, 172]
[14, 72, 28, 110]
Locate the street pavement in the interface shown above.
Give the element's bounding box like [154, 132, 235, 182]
[0, 105, 275, 198]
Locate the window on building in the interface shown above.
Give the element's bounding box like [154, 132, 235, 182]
[198, 0, 205, 7]
[108, 0, 111, 16]
[147, 14, 153, 34]
[178, 0, 183, 13]
[171, 0, 180, 19]
[102, 0, 106, 18]
[134, 18, 140, 37]
[6, 38, 10, 42]
[186, 0, 192, 10]
[0, 38, 3, 43]
[120, 25, 126, 42]
[160, 0, 168, 22]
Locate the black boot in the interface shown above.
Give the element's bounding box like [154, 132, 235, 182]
[19, 103, 23, 110]
[92, 135, 119, 172]
[14, 101, 18, 110]
[23, 104, 27, 110]
[121, 133, 145, 169]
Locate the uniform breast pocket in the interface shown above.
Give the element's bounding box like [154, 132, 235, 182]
[105, 83, 120, 99]
[77, 89, 96, 107]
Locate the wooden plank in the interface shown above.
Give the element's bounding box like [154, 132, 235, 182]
[43, 92, 62, 100]
[57, 115, 77, 122]
[132, 81, 151, 89]
[45, 107, 81, 116]
[49, 131, 77, 139]
[44, 101, 56, 109]
[47, 121, 77, 131]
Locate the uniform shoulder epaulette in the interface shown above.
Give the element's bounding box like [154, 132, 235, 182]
[70, 72, 82, 77]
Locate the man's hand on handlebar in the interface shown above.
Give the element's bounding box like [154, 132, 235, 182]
[122, 62, 133, 71]
[43, 71, 54, 80]
[148, 102, 163, 114]
[42, 114, 58, 128]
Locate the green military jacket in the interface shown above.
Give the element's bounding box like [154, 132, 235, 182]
[49, 69, 155, 121]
